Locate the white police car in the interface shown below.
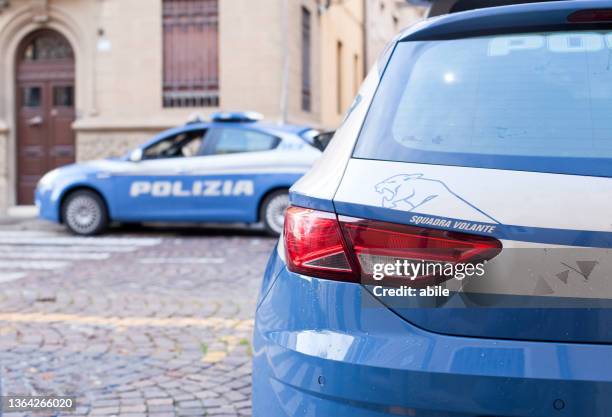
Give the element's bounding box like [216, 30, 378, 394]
[36, 112, 321, 236]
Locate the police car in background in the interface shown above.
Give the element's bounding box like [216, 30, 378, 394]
[36, 112, 321, 236]
[254, 2, 612, 416]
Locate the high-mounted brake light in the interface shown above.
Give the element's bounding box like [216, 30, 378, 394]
[568, 10, 612, 23]
[284, 206, 502, 283]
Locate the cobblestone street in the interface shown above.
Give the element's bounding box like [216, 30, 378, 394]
[0, 218, 276, 417]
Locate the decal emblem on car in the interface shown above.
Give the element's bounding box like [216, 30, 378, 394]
[130, 180, 255, 197]
[375, 174, 500, 224]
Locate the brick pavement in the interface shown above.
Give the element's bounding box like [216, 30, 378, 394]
[0, 219, 276, 417]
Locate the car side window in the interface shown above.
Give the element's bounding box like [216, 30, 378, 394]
[143, 129, 207, 160]
[210, 128, 280, 155]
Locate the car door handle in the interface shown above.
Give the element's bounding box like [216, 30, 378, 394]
[27, 116, 44, 126]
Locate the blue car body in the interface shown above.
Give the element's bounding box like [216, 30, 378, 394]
[254, 2, 612, 416]
[36, 115, 320, 230]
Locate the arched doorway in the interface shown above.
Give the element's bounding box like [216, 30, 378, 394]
[15, 29, 75, 205]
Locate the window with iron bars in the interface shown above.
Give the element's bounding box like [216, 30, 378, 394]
[163, 0, 219, 108]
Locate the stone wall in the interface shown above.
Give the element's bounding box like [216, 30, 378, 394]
[320, 0, 365, 129]
[0, 128, 8, 212]
[76, 130, 162, 162]
[0, 0, 401, 207]
[366, 0, 426, 69]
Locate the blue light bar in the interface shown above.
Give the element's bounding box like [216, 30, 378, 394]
[211, 111, 263, 123]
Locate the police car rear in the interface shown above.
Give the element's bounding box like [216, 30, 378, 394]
[254, 2, 612, 416]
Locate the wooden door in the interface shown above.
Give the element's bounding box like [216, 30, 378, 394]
[16, 30, 75, 205]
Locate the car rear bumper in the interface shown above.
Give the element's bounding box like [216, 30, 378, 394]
[253, 250, 612, 417]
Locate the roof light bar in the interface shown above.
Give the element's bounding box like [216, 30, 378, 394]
[211, 111, 263, 123]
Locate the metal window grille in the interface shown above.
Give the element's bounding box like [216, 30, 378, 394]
[23, 32, 74, 61]
[163, 0, 219, 108]
[301, 7, 312, 112]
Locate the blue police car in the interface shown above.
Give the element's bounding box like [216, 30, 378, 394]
[36, 112, 321, 236]
[254, 2, 612, 416]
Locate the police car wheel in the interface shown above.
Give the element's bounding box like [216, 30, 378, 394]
[62, 190, 109, 236]
[261, 190, 289, 236]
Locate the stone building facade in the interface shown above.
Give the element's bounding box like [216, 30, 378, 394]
[0, 0, 423, 210]
[366, 0, 426, 68]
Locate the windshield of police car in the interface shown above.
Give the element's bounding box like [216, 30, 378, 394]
[354, 32, 612, 177]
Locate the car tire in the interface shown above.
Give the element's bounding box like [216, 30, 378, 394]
[61, 190, 109, 236]
[260, 190, 290, 237]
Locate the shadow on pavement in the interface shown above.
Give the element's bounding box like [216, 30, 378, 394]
[108, 222, 274, 238]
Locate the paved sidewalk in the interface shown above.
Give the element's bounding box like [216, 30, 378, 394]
[0, 217, 276, 416]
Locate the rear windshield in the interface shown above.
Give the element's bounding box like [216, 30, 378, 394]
[354, 32, 612, 177]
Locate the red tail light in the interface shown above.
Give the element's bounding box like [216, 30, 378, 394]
[568, 10, 612, 23]
[284, 206, 502, 283]
[284, 207, 356, 281]
[341, 217, 502, 283]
